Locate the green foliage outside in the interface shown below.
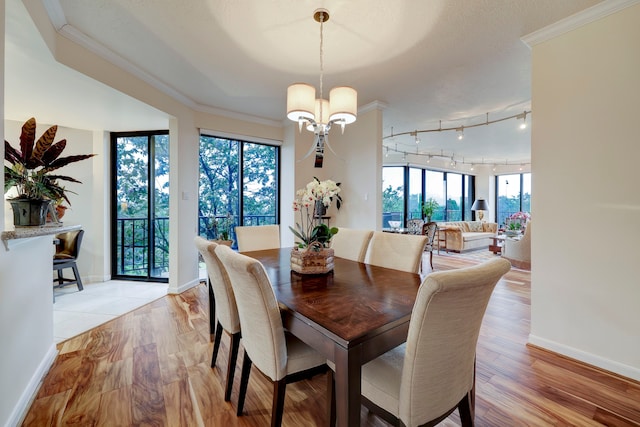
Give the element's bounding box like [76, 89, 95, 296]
[198, 136, 277, 242]
[115, 134, 169, 277]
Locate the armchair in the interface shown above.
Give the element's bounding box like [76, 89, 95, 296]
[502, 221, 531, 270]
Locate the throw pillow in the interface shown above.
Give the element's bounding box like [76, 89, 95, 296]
[469, 221, 483, 232]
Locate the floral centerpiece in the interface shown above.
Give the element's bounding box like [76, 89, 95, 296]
[289, 178, 340, 274]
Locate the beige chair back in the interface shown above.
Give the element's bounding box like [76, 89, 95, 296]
[194, 237, 240, 334]
[399, 258, 511, 426]
[330, 228, 373, 262]
[365, 231, 428, 273]
[235, 224, 280, 252]
[214, 245, 288, 381]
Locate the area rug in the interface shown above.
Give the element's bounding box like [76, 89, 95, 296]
[437, 248, 501, 263]
[436, 248, 530, 271]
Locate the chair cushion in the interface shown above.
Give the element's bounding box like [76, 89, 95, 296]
[284, 332, 326, 374]
[361, 344, 405, 416]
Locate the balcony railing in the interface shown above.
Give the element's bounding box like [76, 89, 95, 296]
[115, 215, 278, 276]
[382, 209, 462, 228]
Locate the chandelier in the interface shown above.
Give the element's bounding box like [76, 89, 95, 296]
[286, 9, 358, 168]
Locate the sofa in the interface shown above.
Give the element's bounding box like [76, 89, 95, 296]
[439, 221, 498, 252]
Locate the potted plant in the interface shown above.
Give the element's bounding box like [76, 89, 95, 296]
[4, 117, 96, 226]
[422, 197, 439, 222]
[290, 178, 340, 274]
[212, 212, 234, 246]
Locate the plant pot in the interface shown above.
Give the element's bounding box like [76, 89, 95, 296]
[47, 205, 68, 223]
[315, 201, 327, 217]
[290, 247, 334, 275]
[9, 199, 52, 227]
[213, 239, 233, 247]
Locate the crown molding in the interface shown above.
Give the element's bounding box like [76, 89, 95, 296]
[41, 0, 285, 129]
[522, 0, 640, 48]
[359, 100, 389, 114]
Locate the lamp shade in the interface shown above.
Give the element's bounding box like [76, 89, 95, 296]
[329, 86, 357, 124]
[287, 83, 315, 121]
[307, 98, 330, 131]
[471, 199, 489, 211]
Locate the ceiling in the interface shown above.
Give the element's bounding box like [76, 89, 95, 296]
[5, 0, 603, 165]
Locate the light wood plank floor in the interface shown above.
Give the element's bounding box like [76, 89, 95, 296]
[22, 253, 640, 426]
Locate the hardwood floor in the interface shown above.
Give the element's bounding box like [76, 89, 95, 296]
[22, 254, 640, 426]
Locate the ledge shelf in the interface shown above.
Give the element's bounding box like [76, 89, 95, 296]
[2, 223, 81, 250]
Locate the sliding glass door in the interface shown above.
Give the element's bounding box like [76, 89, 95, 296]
[111, 131, 169, 281]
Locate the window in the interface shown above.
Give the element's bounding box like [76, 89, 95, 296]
[111, 131, 169, 281]
[446, 173, 462, 221]
[198, 135, 279, 246]
[408, 168, 423, 219]
[383, 166, 474, 226]
[496, 173, 531, 227]
[425, 170, 446, 221]
[382, 167, 405, 227]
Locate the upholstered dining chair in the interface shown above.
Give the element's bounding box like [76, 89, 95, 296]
[53, 229, 85, 292]
[214, 245, 328, 427]
[359, 258, 511, 427]
[330, 228, 374, 262]
[406, 219, 424, 235]
[235, 224, 280, 252]
[194, 237, 241, 402]
[422, 221, 438, 269]
[365, 231, 428, 274]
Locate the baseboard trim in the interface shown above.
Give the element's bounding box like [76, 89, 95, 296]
[167, 277, 201, 295]
[528, 334, 640, 382]
[9, 343, 58, 427]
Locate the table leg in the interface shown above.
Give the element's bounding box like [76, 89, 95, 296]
[334, 344, 362, 427]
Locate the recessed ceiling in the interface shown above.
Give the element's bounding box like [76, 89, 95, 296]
[5, 0, 603, 163]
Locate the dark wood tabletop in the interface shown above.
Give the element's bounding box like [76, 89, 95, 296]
[242, 247, 422, 427]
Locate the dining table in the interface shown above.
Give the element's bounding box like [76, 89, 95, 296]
[240, 247, 423, 427]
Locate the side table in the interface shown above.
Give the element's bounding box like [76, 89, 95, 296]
[489, 235, 506, 255]
[436, 226, 449, 254]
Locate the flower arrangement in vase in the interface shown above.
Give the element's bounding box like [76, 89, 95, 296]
[289, 178, 340, 274]
[505, 212, 530, 236]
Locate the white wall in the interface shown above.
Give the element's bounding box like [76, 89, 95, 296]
[528, 2, 640, 380]
[293, 105, 384, 231]
[0, 237, 58, 427]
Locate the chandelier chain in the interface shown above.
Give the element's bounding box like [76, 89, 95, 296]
[319, 13, 325, 122]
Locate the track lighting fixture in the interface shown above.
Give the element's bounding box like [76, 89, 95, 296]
[384, 109, 531, 141]
[381, 146, 529, 170]
[410, 130, 420, 144]
[517, 111, 528, 130]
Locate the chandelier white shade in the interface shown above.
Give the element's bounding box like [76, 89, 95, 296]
[286, 83, 315, 122]
[286, 84, 357, 128]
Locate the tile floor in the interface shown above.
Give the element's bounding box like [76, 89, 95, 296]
[53, 280, 169, 343]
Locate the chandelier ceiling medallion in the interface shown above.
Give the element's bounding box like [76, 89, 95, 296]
[286, 9, 357, 168]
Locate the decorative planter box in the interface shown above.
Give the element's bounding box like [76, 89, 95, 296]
[290, 247, 334, 275]
[9, 199, 51, 227]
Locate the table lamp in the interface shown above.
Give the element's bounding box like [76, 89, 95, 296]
[471, 198, 489, 221]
